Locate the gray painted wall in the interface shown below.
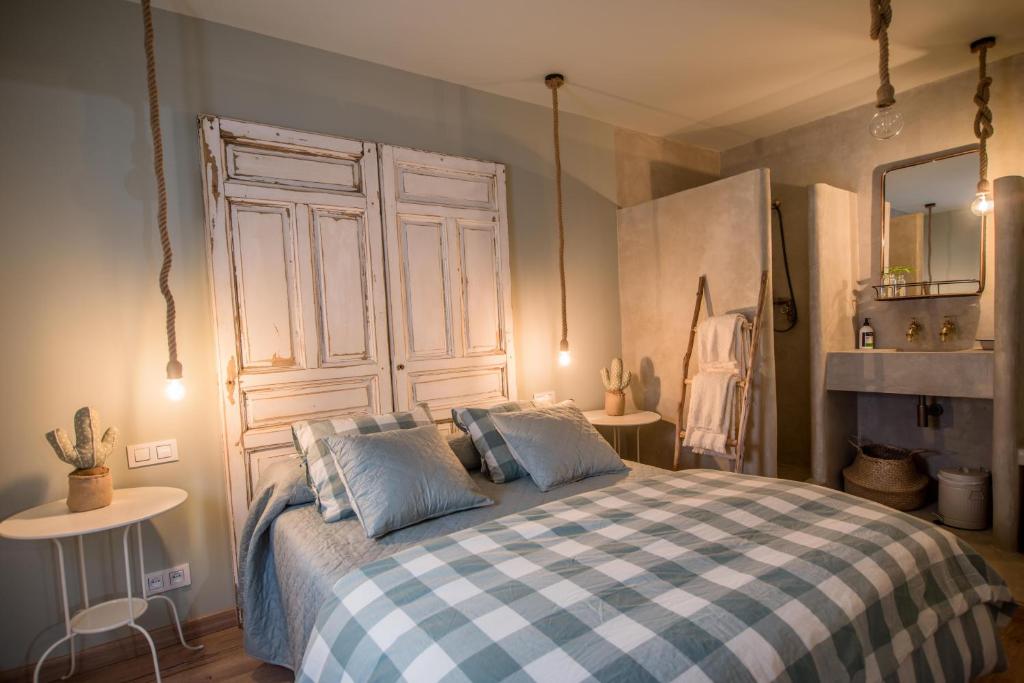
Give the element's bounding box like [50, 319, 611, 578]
[0, 0, 621, 669]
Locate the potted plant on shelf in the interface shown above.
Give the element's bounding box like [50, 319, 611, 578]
[46, 407, 119, 512]
[600, 358, 632, 416]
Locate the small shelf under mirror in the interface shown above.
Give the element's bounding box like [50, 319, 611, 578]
[872, 278, 981, 301]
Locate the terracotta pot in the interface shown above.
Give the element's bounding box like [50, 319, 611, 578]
[605, 391, 625, 416]
[67, 467, 112, 512]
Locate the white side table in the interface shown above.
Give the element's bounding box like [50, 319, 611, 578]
[0, 487, 202, 683]
[583, 409, 661, 462]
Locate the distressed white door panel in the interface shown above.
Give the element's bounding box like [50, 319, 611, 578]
[226, 143, 361, 194]
[229, 200, 303, 371]
[407, 365, 509, 415]
[400, 217, 453, 359]
[381, 144, 516, 412]
[202, 117, 392, 561]
[459, 221, 503, 355]
[221, 182, 369, 209]
[240, 426, 293, 451]
[397, 163, 497, 210]
[311, 208, 374, 365]
[246, 445, 299, 500]
[241, 376, 380, 431]
[219, 118, 366, 157]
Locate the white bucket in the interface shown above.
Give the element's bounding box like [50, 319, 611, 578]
[937, 467, 990, 530]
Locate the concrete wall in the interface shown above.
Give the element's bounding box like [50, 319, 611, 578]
[0, 0, 623, 670]
[617, 169, 777, 475]
[723, 52, 1024, 477]
[614, 128, 719, 208]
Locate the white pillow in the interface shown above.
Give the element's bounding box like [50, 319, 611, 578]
[490, 404, 627, 492]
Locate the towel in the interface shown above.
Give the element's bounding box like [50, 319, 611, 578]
[683, 314, 750, 456]
[695, 314, 748, 374]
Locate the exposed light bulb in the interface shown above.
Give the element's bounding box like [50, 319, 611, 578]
[165, 377, 186, 401]
[970, 191, 993, 216]
[558, 349, 571, 367]
[869, 105, 904, 140]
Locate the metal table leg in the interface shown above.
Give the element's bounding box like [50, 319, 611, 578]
[33, 539, 75, 683]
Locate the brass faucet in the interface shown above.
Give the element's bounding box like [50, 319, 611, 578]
[940, 317, 957, 343]
[906, 318, 922, 342]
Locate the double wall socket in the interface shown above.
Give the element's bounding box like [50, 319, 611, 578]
[145, 562, 191, 595]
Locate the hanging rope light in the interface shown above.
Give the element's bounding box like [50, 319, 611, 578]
[868, 0, 903, 140]
[140, 0, 184, 401]
[970, 36, 997, 217]
[546, 73, 571, 367]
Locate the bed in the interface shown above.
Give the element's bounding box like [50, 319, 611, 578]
[240, 462, 1014, 682]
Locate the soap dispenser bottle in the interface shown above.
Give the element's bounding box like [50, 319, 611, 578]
[859, 318, 876, 349]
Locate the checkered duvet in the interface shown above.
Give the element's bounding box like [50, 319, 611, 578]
[298, 470, 1014, 682]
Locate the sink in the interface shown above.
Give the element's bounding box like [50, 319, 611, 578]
[826, 350, 993, 399]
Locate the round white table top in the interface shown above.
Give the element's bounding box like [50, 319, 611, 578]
[0, 487, 187, 541]
[583, 409, 661, 427]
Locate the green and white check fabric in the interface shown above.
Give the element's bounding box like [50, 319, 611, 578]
[452, 401, 534, 484]
[292, 404, 433, 522]
[299, 470, 1013, 682]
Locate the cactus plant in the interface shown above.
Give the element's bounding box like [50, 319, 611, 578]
[600, 358, 632, 394]
[46, 407, 119, 472]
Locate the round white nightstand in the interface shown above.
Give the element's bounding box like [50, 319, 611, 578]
[583, 409, 661, 463]
[0, 487, 202, 683]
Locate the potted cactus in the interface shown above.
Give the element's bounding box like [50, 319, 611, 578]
[600, 358, 632, 416]
[46, 407, 119, 512]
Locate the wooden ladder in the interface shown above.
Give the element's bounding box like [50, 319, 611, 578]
[673, 271, 769, 472]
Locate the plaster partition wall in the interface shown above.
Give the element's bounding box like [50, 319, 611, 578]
[617, 169, 777, 475]
[0, 0, 623, 671]
[808, 184, 859, 488]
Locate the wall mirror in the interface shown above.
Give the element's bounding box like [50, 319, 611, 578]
[877, 147, 985, 300]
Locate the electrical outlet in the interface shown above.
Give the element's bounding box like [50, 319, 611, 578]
[146, 571, 166, 594]
[144, 562, 191, 595]
[168, 563, 191, 588]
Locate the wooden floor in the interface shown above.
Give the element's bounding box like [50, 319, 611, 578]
[31, 627, 291, 683]
[25, 612, 1022, 682]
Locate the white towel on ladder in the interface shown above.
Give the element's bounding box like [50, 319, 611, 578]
[683, 314, 749, 456]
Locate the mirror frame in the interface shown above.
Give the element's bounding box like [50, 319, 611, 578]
[876, 144, 986, 300]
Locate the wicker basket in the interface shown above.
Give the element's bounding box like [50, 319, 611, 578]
[842, 443, 928, 511]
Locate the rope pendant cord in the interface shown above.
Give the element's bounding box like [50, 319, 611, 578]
[973, 42, 994, 194]
[869, 0, 895, 107]
[547, 75, 568, 351]
[141, 0, 180, 379]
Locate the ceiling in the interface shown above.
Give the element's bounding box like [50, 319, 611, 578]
[151, 0, 1024, 151]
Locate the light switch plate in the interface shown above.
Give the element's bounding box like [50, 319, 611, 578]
[533, 390, 556, 404]
[127, 439, 179, 468]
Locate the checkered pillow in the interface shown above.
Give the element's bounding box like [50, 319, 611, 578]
[452, 401, 534, 483]
[291, 403, 433, 522]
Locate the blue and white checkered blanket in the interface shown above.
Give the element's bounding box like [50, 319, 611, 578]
[298, 470, 1013, 682]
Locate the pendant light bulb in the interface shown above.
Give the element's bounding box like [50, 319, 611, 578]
[165, 359, 184, 401]
[970, 191, 993, 217]
[869, 104, 904, 140]
[165, 378, 186, 401]
[558, 339, 571, 367]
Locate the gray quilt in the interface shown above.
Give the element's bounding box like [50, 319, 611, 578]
[297, 470, 1014, 682]
[238, 458, 665, 669]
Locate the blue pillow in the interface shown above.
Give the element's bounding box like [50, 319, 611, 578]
[452, 401, 534, 483]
